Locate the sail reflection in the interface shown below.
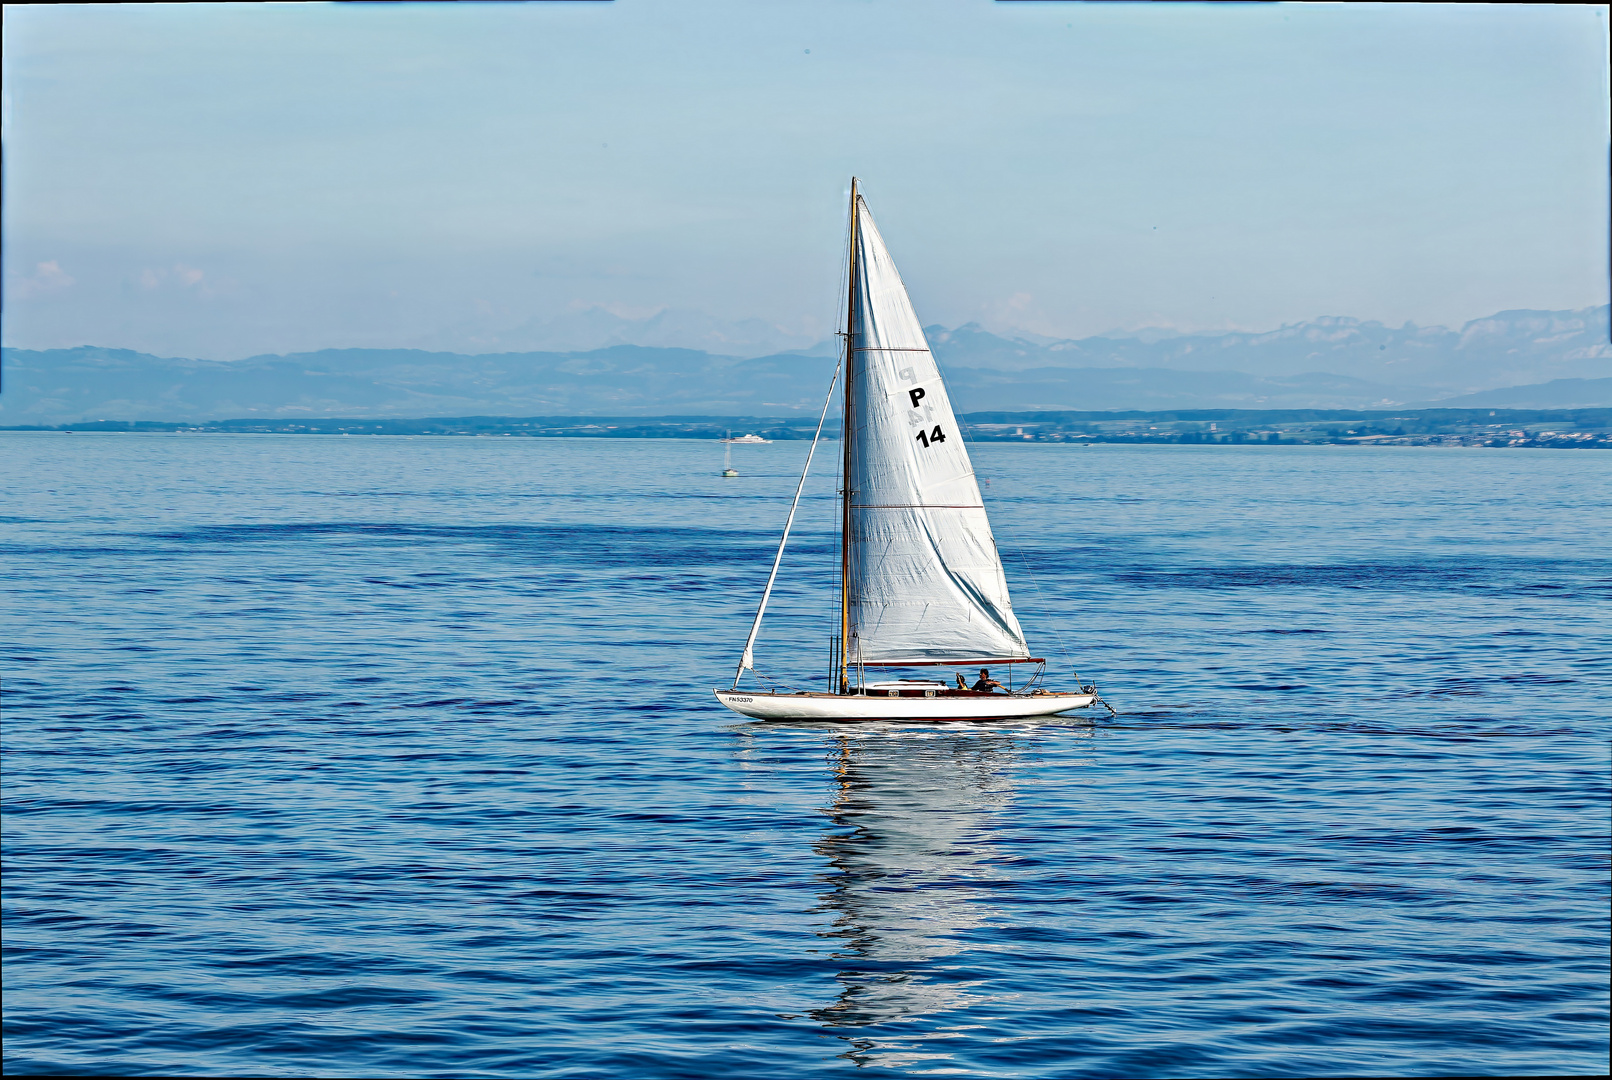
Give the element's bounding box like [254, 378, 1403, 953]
[809, 728, 1023, 1032]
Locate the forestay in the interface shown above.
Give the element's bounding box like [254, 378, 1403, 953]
[846, 196, 1031, 665]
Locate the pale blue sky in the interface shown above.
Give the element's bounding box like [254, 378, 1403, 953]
[3, 1, 1607, 360]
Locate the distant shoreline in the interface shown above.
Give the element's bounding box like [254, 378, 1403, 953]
[4, 406, 1609, 449]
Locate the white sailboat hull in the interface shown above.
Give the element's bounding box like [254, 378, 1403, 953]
[713, 689, 1096, 722]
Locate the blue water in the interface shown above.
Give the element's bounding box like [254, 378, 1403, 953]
[3, 433, 1607, 1078]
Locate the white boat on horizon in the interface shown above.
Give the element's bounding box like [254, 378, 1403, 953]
[719, 433, 772, 444]
[715, 180, 1107, 723]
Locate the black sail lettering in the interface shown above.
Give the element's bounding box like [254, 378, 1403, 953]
[908, 387, 926, 408]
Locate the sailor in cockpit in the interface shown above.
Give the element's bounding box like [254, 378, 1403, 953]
[970, 669, 1004, 693]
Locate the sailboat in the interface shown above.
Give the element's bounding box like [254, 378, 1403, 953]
[714, 180, 1103, 721]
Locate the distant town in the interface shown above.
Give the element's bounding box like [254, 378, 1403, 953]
[8, 407, 1609, 449]
[959, 408, 1612, 449]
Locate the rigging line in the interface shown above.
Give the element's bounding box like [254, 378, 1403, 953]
[731, 353, 844, 691]
[743, 665, 808, 694]
[952, 400, 1080, 680]
[998, 524, 1077, 678]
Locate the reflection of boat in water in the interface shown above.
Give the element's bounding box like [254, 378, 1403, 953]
[715, 180, 1106, 721]
[809, 730, 1024, 1034]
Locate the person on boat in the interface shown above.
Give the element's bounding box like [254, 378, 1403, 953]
[971, 669, 1004, 693]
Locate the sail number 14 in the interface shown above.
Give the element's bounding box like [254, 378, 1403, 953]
[907, 388, 946, 449]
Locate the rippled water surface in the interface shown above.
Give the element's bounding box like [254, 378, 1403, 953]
[3, 433, 1608, 1077]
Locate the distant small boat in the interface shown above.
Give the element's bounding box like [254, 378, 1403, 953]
[720, 432, 741, 476]
[715, 180, 1108, 721]
[720, 433, 771, 444]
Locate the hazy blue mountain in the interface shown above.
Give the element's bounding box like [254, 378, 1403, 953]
[0, 345, 792, 423]
[1413, 378, 1612, 409]
[0, 346, 1410, 422]
[405, 305, 819, 357]
[3, 305, 1605, 424]
[940, 367, 1403, 412]
[931, 305, 1610, 393]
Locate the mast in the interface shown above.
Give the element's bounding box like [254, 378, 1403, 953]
[839, 178, 859, 694]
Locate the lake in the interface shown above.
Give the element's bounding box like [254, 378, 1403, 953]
[3, 433, 1607, 1077]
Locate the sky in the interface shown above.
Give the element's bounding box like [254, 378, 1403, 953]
[3, 1, 1608, 361]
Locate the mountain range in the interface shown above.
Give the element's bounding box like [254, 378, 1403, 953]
[405, 304, 821, 357]
[2, 305, 1606, 424]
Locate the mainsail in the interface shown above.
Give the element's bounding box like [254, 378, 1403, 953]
[843, 192, 1031, 666]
